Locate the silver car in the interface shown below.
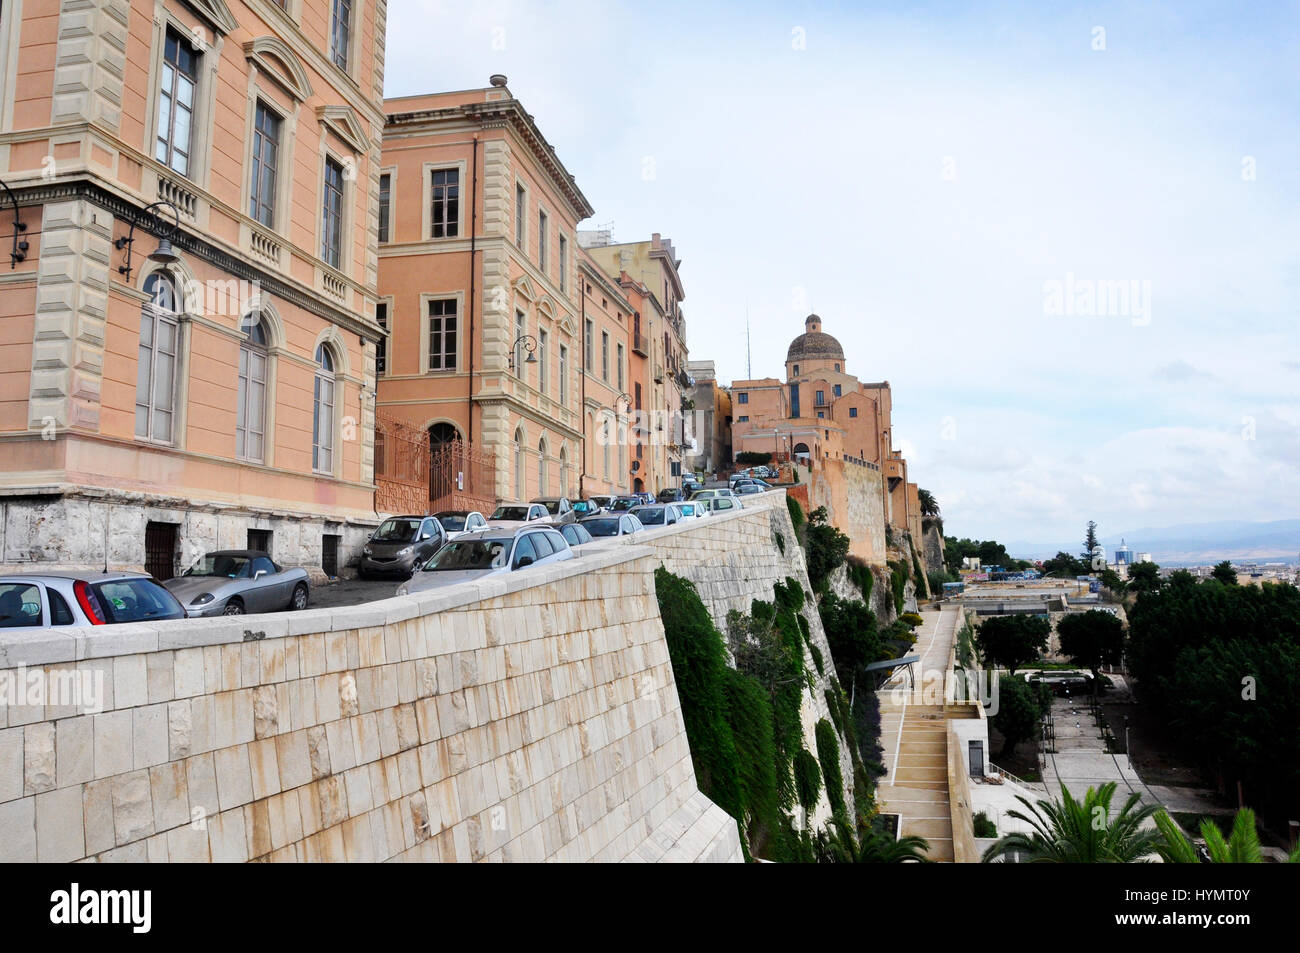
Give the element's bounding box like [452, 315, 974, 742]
[0, 571, 187, 628]
[578, 513, 645, 538]
[627, 503, 686, 527]
[558, 522, 595, 548]
[165, 550, 310, 617]
[396, 525, 573, 596]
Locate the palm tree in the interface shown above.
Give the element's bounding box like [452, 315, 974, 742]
[918, 488, 940, 518]
[815, 819, 931, 863]
[981, 783, 1162, 863]
[1156, 808, 1300, 863]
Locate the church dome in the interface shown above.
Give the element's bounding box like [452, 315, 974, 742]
[786, 314, 845, 364]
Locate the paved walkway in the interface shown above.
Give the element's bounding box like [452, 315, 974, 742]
[876, 606, 961, 862]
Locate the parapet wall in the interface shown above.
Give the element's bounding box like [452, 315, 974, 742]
[798, 459, 889, 566]
[0, 539, 745, 863]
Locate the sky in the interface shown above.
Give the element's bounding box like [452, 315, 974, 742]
[384, 0, 1300, 548]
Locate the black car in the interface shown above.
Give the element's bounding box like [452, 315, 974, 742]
[359, 515, 446, 579]
[656, 488, 687, 503]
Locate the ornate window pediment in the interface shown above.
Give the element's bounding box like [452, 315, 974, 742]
[183, 0, 238, 35]
[317, 104, 371, 154]
[244, 37, 313, 102]
[512, 274, 537, 302]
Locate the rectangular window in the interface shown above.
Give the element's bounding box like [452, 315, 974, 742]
[737, 415, 749, 423]
[849, 406, 858, 418]
[249, 102, 280, 227]
[584, 319, 593, 370]
[237, 346, 267, 462]
[833, 384, 842, 397]
[428, 299, 458, 371]
[601, 331, 609, 381]
[558, 235, 568, 291]
[321, 156, 345, 268]
[538, 328, 548, 393]
[375, 302, 388, 375]
[538, 210, 548, 271]
[156, 30, 198, 177]
[515, 184, 525, 247]
[816, 390, 825, 406]
[617, 343, 624, 390]
[330, 0, 352, 70]
[737, 392, 748, 404]
[136, 304, 178, 443]
[378, 173, 391, 243]
[430, 167, 459, 238]
[559, 345, 568, 404]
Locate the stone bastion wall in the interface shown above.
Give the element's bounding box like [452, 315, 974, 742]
[0, 496, 830, 863]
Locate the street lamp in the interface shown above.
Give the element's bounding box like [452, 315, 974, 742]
[0, 178, 29, 268]
[115, 200, 181, 281]
[507, 334, 538, 372]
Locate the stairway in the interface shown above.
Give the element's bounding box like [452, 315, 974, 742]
[877, 702, 955, 861]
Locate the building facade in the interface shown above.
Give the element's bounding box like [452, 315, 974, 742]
[0, 0, 387, 578]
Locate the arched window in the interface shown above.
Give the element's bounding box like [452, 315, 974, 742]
[602, 415, 611, 480]
[237, 313, 270, 462]
[559, 446, 569, 498]
[313, 343, 337, 473]
[537, 438, 548, 495]
[514, 428, 525, 498]
[136, 273, 180, 443]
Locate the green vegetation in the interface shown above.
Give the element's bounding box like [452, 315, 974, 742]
[1211, 559, 1238, 586]
[793, 748, 822, 817]
[899, 612, 924, 629]
[815, 819, 930, 863]
[918, 488, 939, 518]
[993, 675, 1049, 758]
[1041, 551, 1088, 578]
[805, 506, 850, 593]
[973, 812, 997, 838]
[1127, 574, 1300, 822]
[982, 783, 1162, 863]
[944, 537, 1032, 574]
[774, 531, 785, 556]
[819, 591, 884, 691]
[1056, 610, 1124, 692]
[888, 560, 909, 615]
[954, 613, 978, 668]
[975, 614, 1050, 676]
[815, 719, 846, 821]
[846, 555, 874, 602]
[1126, 560, 1162, 593]
[1082, 520, 1100, 566]
[736, 450, 773, 466]
[785, 494, 804, 530]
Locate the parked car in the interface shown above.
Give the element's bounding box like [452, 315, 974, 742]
[431, 510, 489, 539]
[609, 495, 642, 512]
[656, 488, 687, 503]
[628, 503, 686, 527]
[558, 522, 595, 548]
[587, 495, 615, 511]
[166, 551, 311, 616]
[677, 501, 707, 520]
[706, 496, 743, 514]
[359, 516, 446, 579]
[396, 526, 572, 595]
[579, 513, 646, 537]
[0, 571, 187, 628]
[571, 499, 603, 519]
[530, 497, 576, 525]
[735, 483, 765, 496]
[487, 501, 550, 527]
[690, 487, 736, 503]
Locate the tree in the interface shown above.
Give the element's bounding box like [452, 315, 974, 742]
[1082, 521, 1100, 567]
[1211, 560, 1238, 586]
[1041, 551, 1087, 578]
[819, 591, 883, 690]
[1056, 610, 1125, 692]
[1126, 561, 1162, 593]
[918, 489, 940, 517]
[814, 819, 930, 863]
[981, 783, 1162, 863]
[1099, 568, 1127, 595]
[976, 614, 1050, 675]
[804, 506, 850, 592]
[993, 675, 1046, 758]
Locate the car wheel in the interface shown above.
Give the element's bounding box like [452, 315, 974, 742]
[223, 599, 245, 616]
[290, 583, 308, 611]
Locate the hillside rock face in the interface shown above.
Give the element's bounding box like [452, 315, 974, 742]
[922, 521, 945, 577]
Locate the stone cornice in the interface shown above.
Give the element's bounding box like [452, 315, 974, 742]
[386, 98, 595, 222]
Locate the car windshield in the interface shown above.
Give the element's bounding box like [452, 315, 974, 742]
[537, 500, 563, 514]
[611, 498, 636, 511]
[583, 518, 620, 537]
[680, 504, 695, 516]
[93, 578, 185, 623]
[423, 539, 509, 571]
[572, 501, 593, 515]
[491, 506, 530, 521]
[632, 508, 665, 525]
[185, 554, 250, 578]
[434, 513, 467, 531]
[372, 518, 420, 542]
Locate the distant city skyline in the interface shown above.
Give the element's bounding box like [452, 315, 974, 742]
[386, 0, 1300, 542]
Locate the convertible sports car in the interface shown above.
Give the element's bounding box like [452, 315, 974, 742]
[164, 550, 310, 617]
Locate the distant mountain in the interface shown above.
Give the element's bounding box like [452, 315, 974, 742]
[1003, 519, 1300, 566]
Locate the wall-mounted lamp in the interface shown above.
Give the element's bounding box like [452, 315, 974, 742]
[508, 334, 538, 372]
[0, 179, 29, 269]
[114, 200, 181, 281]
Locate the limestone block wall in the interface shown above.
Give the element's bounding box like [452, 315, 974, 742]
[799, 460, 888, 566]
[0, 544, 742, 863]
[603, 492, 856, 832]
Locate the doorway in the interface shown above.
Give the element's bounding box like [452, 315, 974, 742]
[144, 522, 178, 580]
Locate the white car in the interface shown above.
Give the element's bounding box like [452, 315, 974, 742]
[486, 501, 550, 529]
[431, 510, 489, 540]
[397, 525, 573, 595]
